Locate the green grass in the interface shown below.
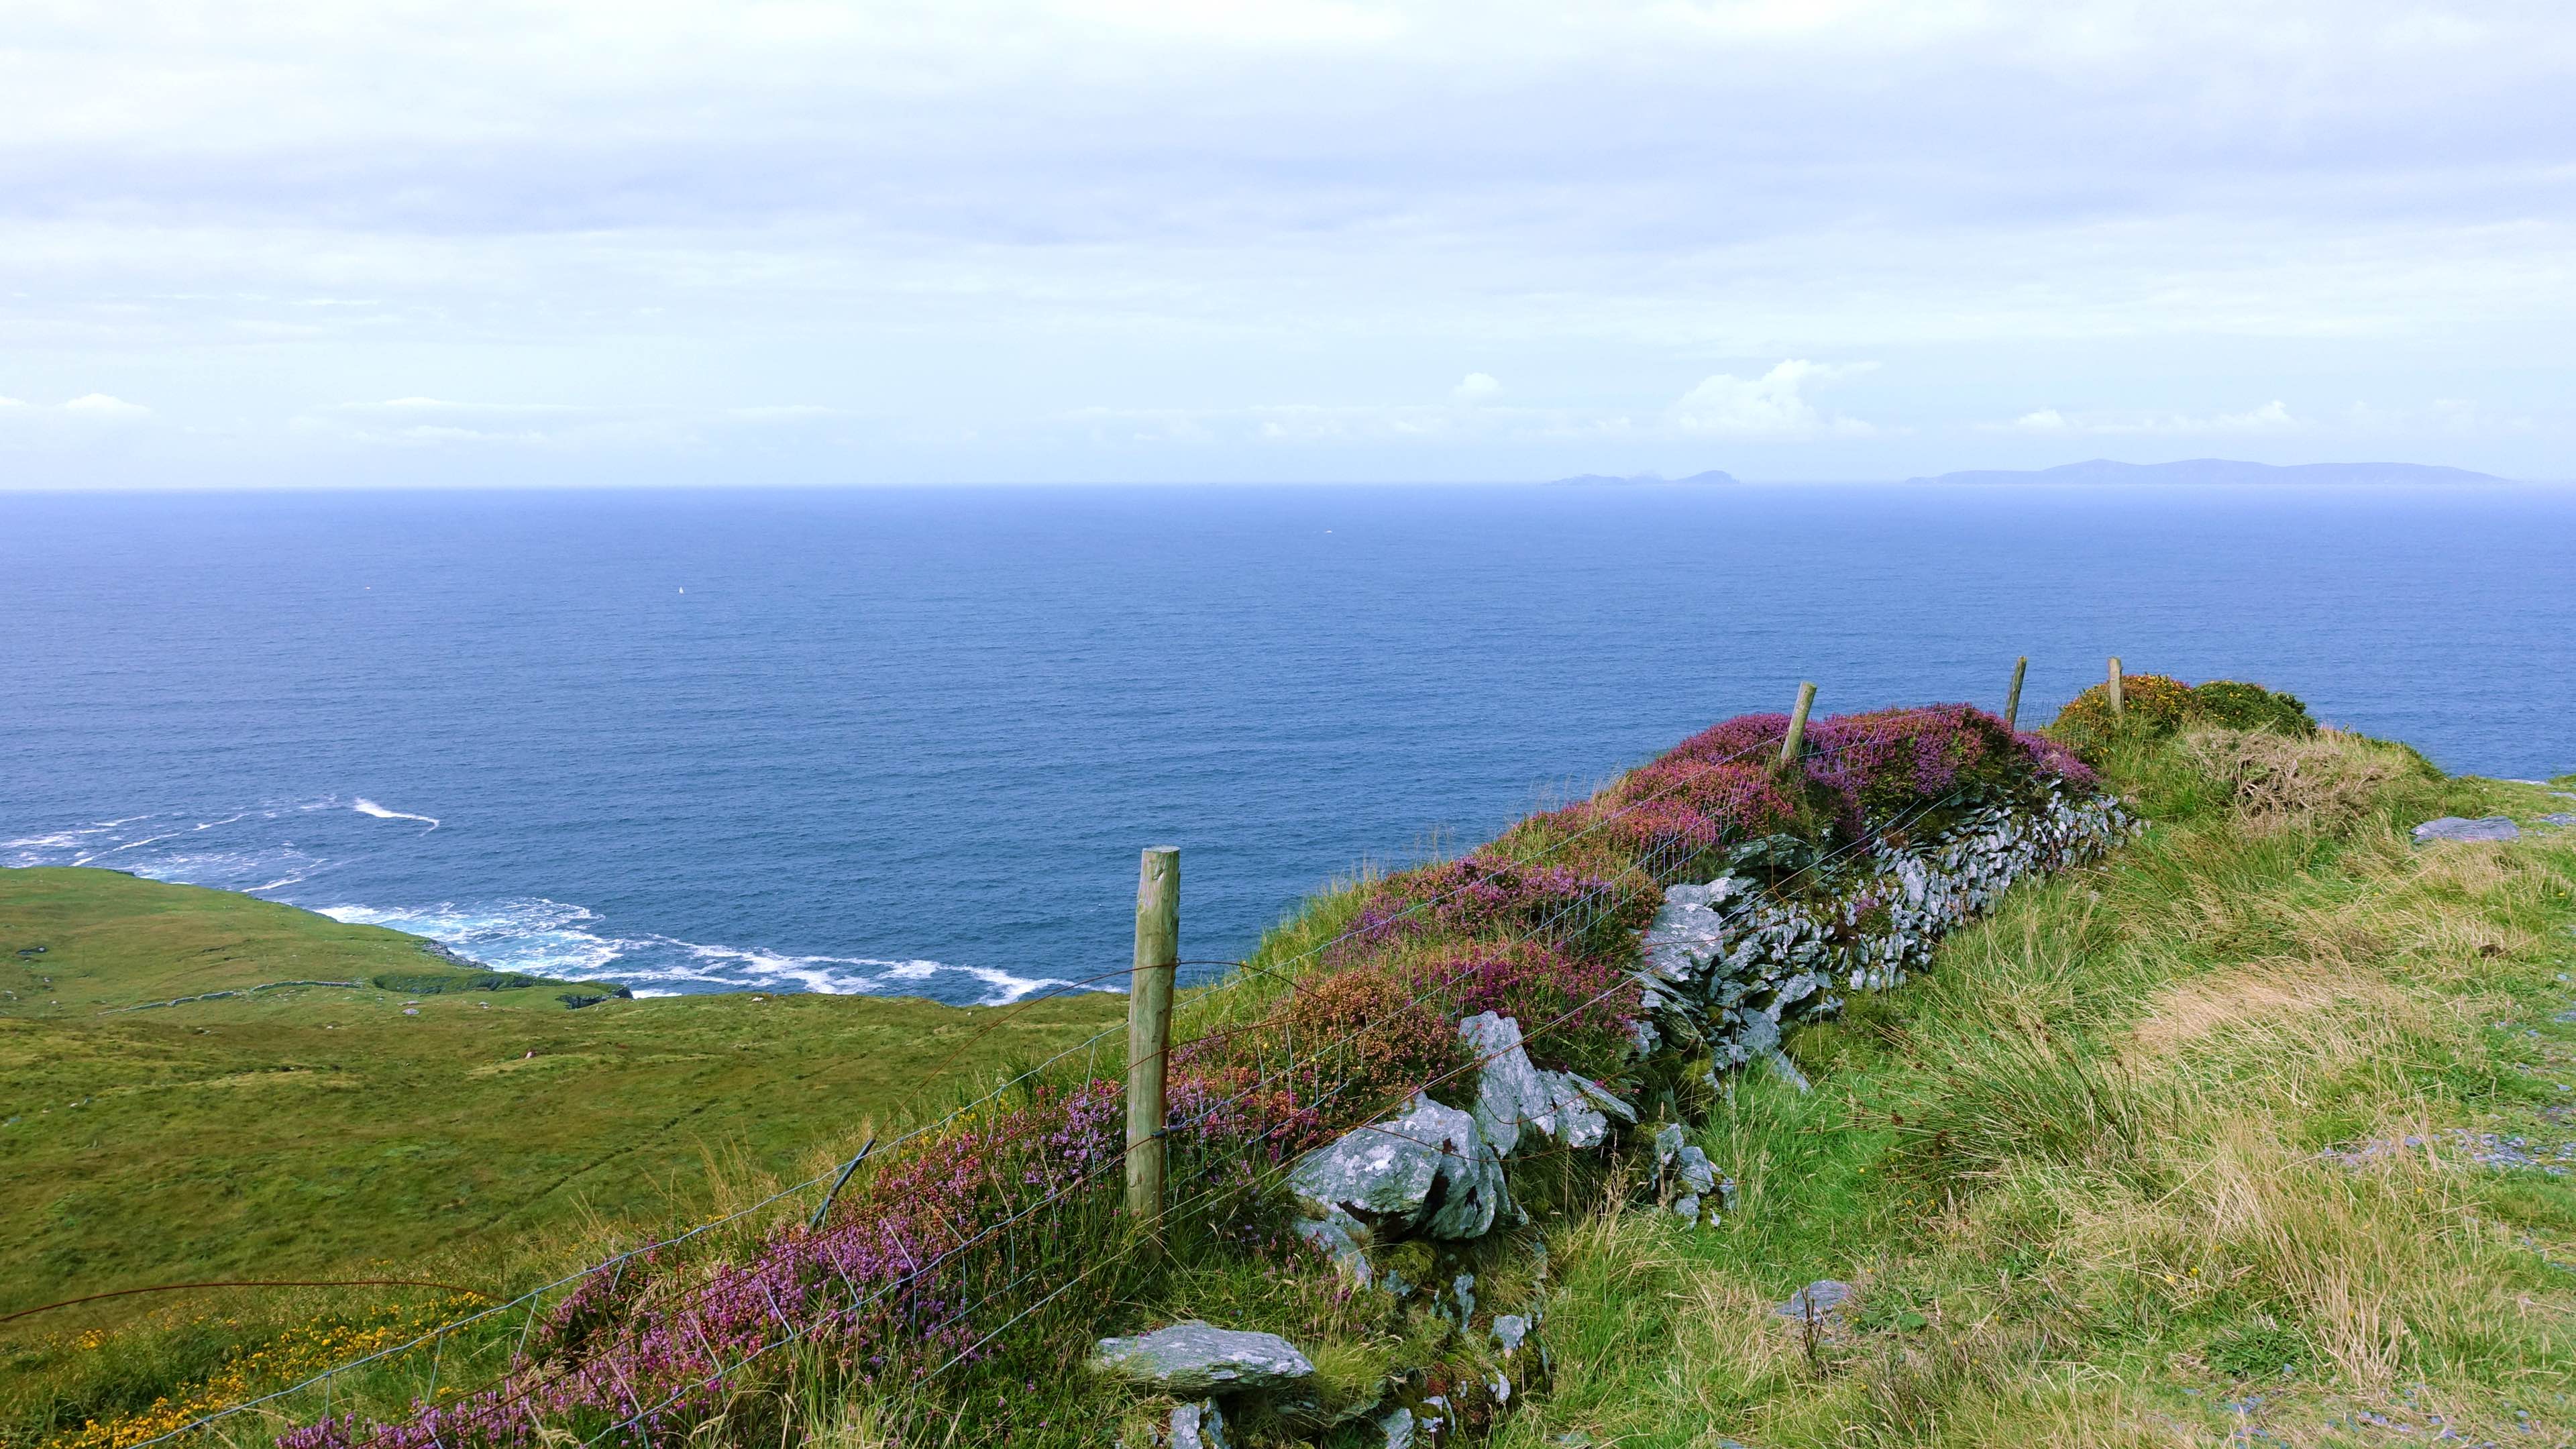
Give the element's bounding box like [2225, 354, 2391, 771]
[16, 730, 2576, 1449]
[1486, 741, 2576, 1447]
[0, 867, 1124, 1444]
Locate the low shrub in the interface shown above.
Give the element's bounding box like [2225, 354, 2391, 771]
[1343, 857, 1655, 966]
[1410, 940, 1635, 1081]
[2048, 675, 2314, 761]
[2190, 680, 2316, 735]
[1801, 704, 2037, 831]
[1267, 965, 1472, 1116]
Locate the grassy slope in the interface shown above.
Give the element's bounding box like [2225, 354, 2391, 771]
[1501, 746, 2576, 1446]
[0, 867, 1124, 1320]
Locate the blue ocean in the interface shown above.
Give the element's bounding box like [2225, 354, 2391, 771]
[4, 484, 2569, 1004]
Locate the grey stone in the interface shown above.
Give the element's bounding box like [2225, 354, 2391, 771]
[1776, 1280, 1854, 1321]
[1672, 1193, 1702, 1220]
[1493, 1313, 1529, 1354]
[1674, 1144, 1718, 1196]
[1169, 1401, 1229, 1449]
[1452, 1272, 1477, 1324]
[1287, 1094, 1509, 1239]
[1766, 1051, 1813, 1093]
[2536, 813, 2576, 828]
[2413, 816, 2521, 844]
[1462, 1012, 1548, 1156]
[1292, 1204, 1374, 1287]
[1573, 1074, 1638, 1124]
[1375, 1407, 1415, 1449]
[1089, 1322, 1315, 1394]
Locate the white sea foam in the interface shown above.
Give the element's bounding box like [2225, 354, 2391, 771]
[353, 799, 440, 829]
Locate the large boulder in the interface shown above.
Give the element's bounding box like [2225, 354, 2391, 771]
[1088, 1322, 1316, 1395]
[1287, 1093, 1509, 1240]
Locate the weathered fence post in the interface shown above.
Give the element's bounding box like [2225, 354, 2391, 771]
[1779, 682, 1817, 769]
[1126, 847, 1180, 1230]
[2004, 656, 2027, 732]
[2106, 657, 2125, 719]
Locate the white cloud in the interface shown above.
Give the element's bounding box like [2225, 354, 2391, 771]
[5, 0, 2574, 482]
[1450, 372, 1501, 402]
[0, 393, 154, 429]
[1670, 361, 1876, 439]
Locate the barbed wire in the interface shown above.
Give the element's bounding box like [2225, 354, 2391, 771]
[127, 712, 1972, 1448]
[555, 780, 1976, 1449]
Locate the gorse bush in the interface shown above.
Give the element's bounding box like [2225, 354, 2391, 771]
[2048, 675, 2316, 761]
[280, 702, 2100, 1449]
[2190, 680, 2316, 736]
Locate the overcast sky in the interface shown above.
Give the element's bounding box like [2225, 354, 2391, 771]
[3, 0, 2570, 486]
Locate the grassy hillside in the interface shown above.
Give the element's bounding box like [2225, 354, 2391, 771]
[1505, 738, 2576, 1446]
[0, 867, 1123, 1322]
[14, 714, 2576, 1449]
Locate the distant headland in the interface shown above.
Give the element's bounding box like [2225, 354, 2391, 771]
[1904, 458, 2510, 486]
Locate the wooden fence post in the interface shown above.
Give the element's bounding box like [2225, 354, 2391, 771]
[1779, 682, 1817, 769]
[1126, 847, 1180, 1229]
[2106, 657, 2125, 719]
[2004, 656, 2027, 732]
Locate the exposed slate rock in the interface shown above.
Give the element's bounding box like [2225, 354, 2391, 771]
[1460, 1011, 1629, 1153]
[1088, 1322, 1315, 1394]
[1169, 1400, 1230, 1449]
[2413, 816, 2522, 844]
[1287, 1094, 1509, 1240]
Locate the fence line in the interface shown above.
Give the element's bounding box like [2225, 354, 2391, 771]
[123, 700, 2019, 1448]
[559, 778, 1968, 1444]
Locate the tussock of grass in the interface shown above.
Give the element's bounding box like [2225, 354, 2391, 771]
[1497, 729, 2576, 1447]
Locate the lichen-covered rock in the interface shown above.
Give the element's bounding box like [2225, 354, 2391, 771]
[1287, 1093, 1509, 1240]
[1375, 1407, 1416, 1449]
[2414, 816, 2521, 844]
[1292, 1204, 1375, 1287]
[1492, 1313, 1529, 1354]
[1169, 1400, 1230, 1449]
[1089, 1321, 1316, 1394]
[1461, 1012, 1548, 1156]
[1459, 1011, 1630, 1153]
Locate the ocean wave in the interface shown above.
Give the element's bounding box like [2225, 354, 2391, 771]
[352, 798, 441, 829]
[309, 898, 1093, 1005]
[7, 798, 1095, 1007]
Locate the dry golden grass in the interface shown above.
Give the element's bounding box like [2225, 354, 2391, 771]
[1495, 738, 2576, 1448]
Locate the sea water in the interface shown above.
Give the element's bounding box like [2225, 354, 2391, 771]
[3, 484, 2569, 1004]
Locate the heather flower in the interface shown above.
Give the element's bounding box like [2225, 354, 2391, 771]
[1409, 940, 1635, 1080]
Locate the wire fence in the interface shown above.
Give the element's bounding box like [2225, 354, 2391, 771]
[105, 708, 2047, 1449]
[557, 776, 1976, 1448]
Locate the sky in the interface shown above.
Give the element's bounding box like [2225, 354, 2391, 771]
[2, 0, 2571, 486]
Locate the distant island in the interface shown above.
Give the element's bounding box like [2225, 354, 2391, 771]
[1907, 458, 2510, 486]
[1546, 469, 1739, 486]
